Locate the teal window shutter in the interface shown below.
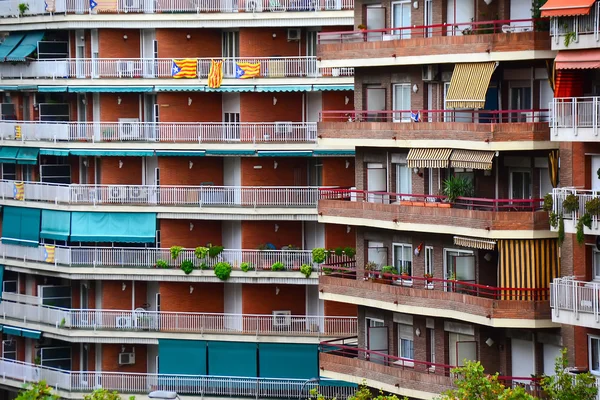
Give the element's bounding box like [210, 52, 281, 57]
[40, 210, 71, 241]
[208, 342, 257, 377]
[70, 212, 156, 243]
[158, 340, 206, 375]
[1, 207, 40, 247]
[2, 207, 22, 246]
[258, 343, 318, 379]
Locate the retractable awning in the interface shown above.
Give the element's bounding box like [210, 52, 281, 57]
[449, 149, 495, 170]
[0, 147, 19, 163]
[205, 150, 256, 156]
[155, 150, 206, 157]
[541, 0, 595, 17]
[257, 151, 313, 157]
[2, 206, 41, 247]
[40, 149, 70, 156]
[70, 212, 156, 243]
[68, 86, 154, 93]
[40, 210, 71, 241]
[445, 62, 497, 109]
[69, 149, 154, 157]
[406, 148, 452, 169]
[5, 31, 45, 62]
[556, 49, 600, 70]
[0, 33, 25, 61]
[16, 147, 39, 165]
[454, 236, 496, 250]
[2, 325, 42, 339]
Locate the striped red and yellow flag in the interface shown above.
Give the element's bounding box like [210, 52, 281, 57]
[171, 59, 197, 79]
[208, 59, 224, 88]
[235, 62, 261, 79]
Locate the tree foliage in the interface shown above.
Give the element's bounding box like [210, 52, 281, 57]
[541, 348, 598, 400]
[309, 382, 407, 400]
[16, 381, 59, 400]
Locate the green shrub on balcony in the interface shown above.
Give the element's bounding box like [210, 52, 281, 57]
[443, 175, 473, 203]
[300, 264, 312, 278]
[240, 262, 254, 272]
[208, 245, 224, 258]
[312, 248, 326, 264]
[156, 259, 169, 269]
[214, 262, 232, 281]
[586, 197, 600, 216]
[170, 246, 183, 260]
[180, 260, 194, 275]
[271, 261, 285, 271]
[576, 213, 593, 245]
[563, 194, 580, 213]
[344, 246, 356, 258]
[194, 246, 209, 259]
[543, 193, 553, 212]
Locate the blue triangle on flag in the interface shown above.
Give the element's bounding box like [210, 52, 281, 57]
[171, 61, 181, 76]
[90, 0, 97, 9]
[235, 64, 245, 79]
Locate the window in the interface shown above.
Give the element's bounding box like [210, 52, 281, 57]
[444, 248, 475, 283]
[425, 246, 433, 276]
[396, 163, 411, 195]
[2, 338, 16, 360]
[590, 336, 600, 375]
[22, 165, 33, 182]
[427, 327, 435, 364]
[1, 164, 15, 181]
[510, 169, 532, 200]
[393, 243, 412, 276]
[594, 251, 600, 281]
[391, 1, 411, 39]
[393, 83, 411, 122]
[397, 322, 414, 363]
[368, 241, 387, 270]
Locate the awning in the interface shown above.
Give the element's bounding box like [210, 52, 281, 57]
[155, 150, 206, 157]
[40, 210, 71, 241]
[0, 33, 25, 61]
[69, 149, 154, 157]
[445, 62, 497, 109]
[0, 86, 18, 91]
[313, 150, 355, 156]
[16, 147, 39, 165]
[406, 148, 452, 169]
[38, 86, 68, 93]
[2, 326, 21, 336]
[205, 150, 256, 156]
[541, 0, 595, 17]
[312, 85, 354, 91]
[205, 86, 256, 93]
[1, 325, 41, 339]
[0, 147, 19, 163]
[258, 343, 318, 379]
[449, 149, 495, 170]
[68, 86, 154, 93]
[40, 148, 70, 156]
[154, 86, 205, 92]
[258, 151, 313, 157]
[256, 85, 313, 92]
[70, 212, 156, 243]
[556, 49, 600, 70]
[453, 236, 496, 250]
[5, 31, 45, 62]
[2, 206, 41, 247]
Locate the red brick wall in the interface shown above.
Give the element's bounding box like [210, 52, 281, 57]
[71, 344, 96, 371]
[241, 157, 307, 186]
[242, 284, 306, 314]
[322, 157, 355, 187]
[159, 219, 222, 248]
[157, 157, 223, 185]
[241, 221, 302, 249]
[324, 300, 357, 317]
[99, 29, 140, 58]
[102, 281, 147, 310]
[322, 91, 354, 112]
[325, 223, 355, 249]
[99, 157, 143, 185]
[239, 28, 305, 57]
[102, 344, 147, 373]
[159, 282, 224, 313]
[157, 93, 222, 122]
[100, 93, 140, 121]
[156, 29, 222, 58]
[240, 92, 302, 122]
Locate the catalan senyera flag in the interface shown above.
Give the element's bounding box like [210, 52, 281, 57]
[171, 59, 197, 79]
[13, 182, 24, 201]
[44, 245, 55, 263]
[235, 62, 261, 79]
[208, 59, 224, 89]
[14, 125, 21, 139]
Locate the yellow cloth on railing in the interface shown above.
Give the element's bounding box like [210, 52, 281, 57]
[44, 245, 55, 263]
[14, 125, 21, 140]
[235, 62, 261, 79]
[208, 59, 224, 88]
[171, 59, 197, 79]
[13, 182, 24, 201]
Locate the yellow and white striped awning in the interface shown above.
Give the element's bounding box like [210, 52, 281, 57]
[445, 62, 498, 109]
[449, 149, 495, 170]
[453, 236, 496, 251]
[406, 148, 453, 169]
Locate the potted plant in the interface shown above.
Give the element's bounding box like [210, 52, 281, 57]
[300, 264, 312, 278]
[240, 261, 254, 272]
[562, 193, 579, 214]
[208, 245, 224, 258]
[156, 259, 169, 269]
[214, 261, 232, 281]
[357, 24, 367, 31]
[424, 273, 434, 289]
[271, 261, 285, 272]
[586, 197, 600, 217]
[381, 265, 395, 281]
[170, 246, 183, 260]
[180, 259, 194, 275]
[543, 193, 553, 212]
[343, 246, 356, 259]
[194, 246, 209, 260]
[400, 266, 410, 279]
[312, 248, 327, 264]
[18, 2, 29, 16]
[442, 175, 474, 205]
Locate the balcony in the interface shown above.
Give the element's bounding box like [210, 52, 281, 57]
[550, 278, 600, 328]
[317, 19, 552, 68]
[551, 188, 600, 235]
[318, 189, 550, 238]
[549, 2, 600, 50]
[551, 97, 600, 141]
[0, 121, 317, 144]
[0, 358, 356, 398]
[319, 110, 552, 150]
[319, 269, 553, 328]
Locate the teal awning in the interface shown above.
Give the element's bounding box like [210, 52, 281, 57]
[68, 86, 154, 93]
[155, 86, 205, 92]
[38, 86, 68, 93]
[70, 212, 156, 243]
[258, 151, 312, 157]
[208, 342, 257, 377]
[159, 340, 206, 375]
[0, 86, 18, 91]
[155, 150, 206, 157]
[258, 343, 317, 379]
[313, 150, 356, 156]
[256, 85, 312, 92]
[205, 150, 256, 156]
[0, 147, 19, 163]
[2, 207, 41, 247]
[0, 33, 25, 61]
[16, 147, 39, 165]
[205, 86, 255, 92]
[69, 149, 154, 157]
[40, 148, 70, 156]
[40, 210, 71, 241]
[313, 85, 354, 91]
[5, 31, 45, 62]
[21, 328, 41, 339]
[2, 326, 21, 336]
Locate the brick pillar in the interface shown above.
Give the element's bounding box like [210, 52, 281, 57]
[413, 315, 428, 372]
[356, 227, 366, 280]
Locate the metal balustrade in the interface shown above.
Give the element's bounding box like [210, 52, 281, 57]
[550, 278, 600, 319]
[0, 57, 353, 80]
[550, 2, 600, 44]
[0, 121, 318, 143]
[551, 187, 600, 224]
[0, 180, 321, 207]
[551, 97, 600, 140]
[0, 293, 358, 336]
[321, 109, 550, 123]
[0, 358, 356, 398]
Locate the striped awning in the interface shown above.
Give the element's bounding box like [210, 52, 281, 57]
[406, 148, 452, 169]
[453, 236, 496, 251]
[449, 150, 495, 170]
[445, 62, 497, 109]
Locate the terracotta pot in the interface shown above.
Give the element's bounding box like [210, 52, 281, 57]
[412, 202, 425, 207]
[425, 202, 438, 208]
[400, 201, 413, 206]
[438, 203, 452, 208]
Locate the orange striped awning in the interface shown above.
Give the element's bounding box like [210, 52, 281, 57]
[445, 62, 497, 110]
[556, 49, 600, 70]
[406, 148, 452, 169]
[449, 150, 495, 170]
[541, 0, 595, 17]
[453, 236, 496, 251]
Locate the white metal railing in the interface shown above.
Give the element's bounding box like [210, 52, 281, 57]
[0, 121, 318, 143]
[0, 180, 321, 207]
[550, 277, 600, 320]
[0, 242, 322, 271]
[0, 0, 353, 16]
[0, 294, 357, 336]
[551, 97, 600, 137]
[550, 1, 600, 44]
[0, 358, 356, 398]
[551, 187, 600, 227]
[0, 57, 354, 79]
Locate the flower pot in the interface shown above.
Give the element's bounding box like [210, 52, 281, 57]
[400, 201, 413, 206]
[438, 203, 452, 208]
[425, 202, 438, 208]
[412, 202, 425, 207]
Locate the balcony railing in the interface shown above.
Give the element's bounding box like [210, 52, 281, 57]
[550, 277, 600, 319]
[550, 188, 600, 232]
[0, 358, 356, 398]
[318, 18, 539, 44]
[0, 242, 326, 271]
[550, 2, 600, 44]
[0, 180, 321, 207]
[0, 293, 358, 336]
[0, 57, 354, 80]
[0, 121, 318, 143]
[320, 109, 550, 123]
[0, 0, 354, 17]
[551, 97, 600, 140]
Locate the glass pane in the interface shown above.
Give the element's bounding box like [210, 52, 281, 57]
[595, 253, 600, 279]
[512, 172, 524, 199]
[400, 339, 414, 359]
[393, 85, 410, 121]
[524, 172, 532, 199]
[455, 256, 475, 281]
[592, 338, 600, 372]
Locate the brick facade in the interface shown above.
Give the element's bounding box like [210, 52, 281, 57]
[241, 283, 306, 315]
[159, 282, 225, 313]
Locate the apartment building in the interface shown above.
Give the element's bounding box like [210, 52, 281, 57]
[314, 0, 568, 398]
[0, 1, 363, 398]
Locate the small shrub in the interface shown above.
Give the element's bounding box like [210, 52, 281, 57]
[586, 197, 600, 216]
[300, 264, 312, 278]
[312, 248, 326, 264]
[170, 246, 183, 260]
[343, 246, 356, 258]
[381, 265, 395, 275]
[322, 267, 333, 275]
[549, 212, 558, 229]
[180, 259, 194, 275]
[156, 259, 169, 269]
[364, 261, 377, 271]
[558, 217, 565, 246]
[60, 317, 66, 328]
[198, 262, 209, 270]
[271, 261, 285, 271]
[334, 247, 344, 256]
[208, 245, 224, 258]
[194, 246, 209, 259]
[83, 388, 122, 400]
[240, 262, 254, 272]
[16, 381, 59, 400]
[214, 262, 232, 281]
[563, 193, 580, 213]
[18, 2, 29, 16]
[543, 193, 553, 212]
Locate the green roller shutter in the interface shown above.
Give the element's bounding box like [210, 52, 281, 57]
[40, 210, 71, 241]
[1, 206, 40, 247]
[258, 343, 318, 379]
[70, 212, 156, 243]
[158, 340, 206, 375]
[208, 342, 257, 377]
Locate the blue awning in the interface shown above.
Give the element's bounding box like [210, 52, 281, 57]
[21, 328, 42, 339]
[0, 86, 18, 91]
[40, 210, 71, 241]
[70, 212, 156, 243]
[155, 86, 205, 92]
[0, 33, 25, 61]
[38, 86, 68, 93]
[258, 151, 312, 157]
[205, 86, 255, 92]
[16, 147, 39, 165]
[68, 86, 154, 93]
[2, 326, 21, 336]
[0, 147, 19, 163]
[69, 149, 154, 157]
[40, 148, 70, 156]
[2, 207, 41, 247]
[313, 150, 356, 156]
[256, 85, 313, 92]
[205, 150, 256, 156]
[5, 31, 45, 62]
[155, 150, 206, 157]
[313, 85, 354, 91]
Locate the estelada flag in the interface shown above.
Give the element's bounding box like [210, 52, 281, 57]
[235, 62, 261, 79]
[208, 59, 224, 88]
[171, 59, 197, 79]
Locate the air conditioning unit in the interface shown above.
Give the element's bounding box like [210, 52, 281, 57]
[245, 0, 263, 12]
[117, 61, 135, 77]
[108, 186, 125, 202]
[273, 310, 291, 327]
[287, 28, 301, 41]
[127, 186, 147, 201]
[118, 352, 135, 365]
[275, 121, 293, 137]
[422, 65, 439, 82]
[119, 118, 141, 139]
[115, 316, 132, 329]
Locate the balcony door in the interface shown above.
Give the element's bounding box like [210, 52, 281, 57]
[393, 243, 412, 277]
[75, 30, 86, 78]
[444, 248, 474, 286]
[366, 86, 385, 122]
[365, 5, 385, 41]
[367, 163, 387, 203]
[393, 84, 411, 122]
[222, 31, 240, 78]
[391, 1, 411, 39]
[366, 318, 388, 364]
[141, 29, 157, 78]
[593, 156, 600, 192]
[446, 0, 474, 35]
[449, 332, 476, 367]
[510, 169, 532, 200]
